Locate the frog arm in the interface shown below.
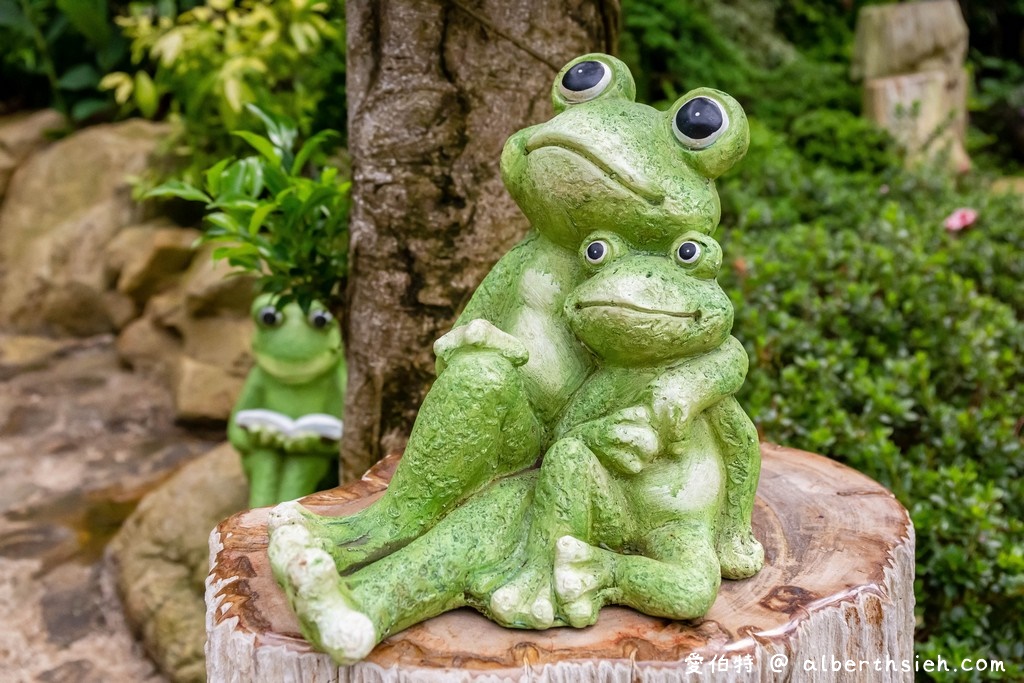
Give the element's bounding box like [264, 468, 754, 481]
[228, 367, 270, 454]
[451, 232, 537, 328]
[435, 234, 536, 374]
[564, 406, 659, 475]
[648, 335, 748, 443]
[705, 395, 764, 579]
[566, 337, 748, 474]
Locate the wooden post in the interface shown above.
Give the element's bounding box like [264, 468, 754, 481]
[206, 445, 915, 682]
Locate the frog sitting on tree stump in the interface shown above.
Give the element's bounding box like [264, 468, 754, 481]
[207, 53, 917, 682]
[266, 53, 761, 661]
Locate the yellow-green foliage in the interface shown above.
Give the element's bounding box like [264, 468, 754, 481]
[102, 0, 344, 180]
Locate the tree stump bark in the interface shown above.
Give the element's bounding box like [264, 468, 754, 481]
[206, 444, 915, 682]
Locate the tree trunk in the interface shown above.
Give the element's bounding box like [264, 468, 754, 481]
[341, 0, 620, 479]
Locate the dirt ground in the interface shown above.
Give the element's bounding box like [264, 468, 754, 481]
[0, 334, 220, 682]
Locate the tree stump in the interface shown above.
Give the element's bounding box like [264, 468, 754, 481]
[206, 444, 915, 682]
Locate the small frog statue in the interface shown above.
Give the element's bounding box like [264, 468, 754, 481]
[267, 53, 762, 663]
[229, 294, 346, 508]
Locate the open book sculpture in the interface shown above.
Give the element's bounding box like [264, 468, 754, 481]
[267, 53, 763, 664]
[229, 294, 346, 508]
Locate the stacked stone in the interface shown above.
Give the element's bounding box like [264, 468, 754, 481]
[853, 0, 971, 172]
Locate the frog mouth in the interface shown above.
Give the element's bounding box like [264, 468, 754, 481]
[575, 301, 702, 320]
[525, 133, 664, 204]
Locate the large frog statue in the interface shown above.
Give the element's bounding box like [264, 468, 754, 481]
[267, 53, 762, 662]
[229, 294, 346, 507]
[268, 230, 761, 663]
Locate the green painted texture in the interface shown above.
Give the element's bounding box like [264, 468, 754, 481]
[267, 54, 763, 664]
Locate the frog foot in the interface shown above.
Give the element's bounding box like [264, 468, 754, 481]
[716, 531, 764, 580]
[489, 565, 555, 629]
[268, 517, 319, 585]
[553, 536, 608, 628]
[282, 546, 377, 664]
[269, 500, 396, 572]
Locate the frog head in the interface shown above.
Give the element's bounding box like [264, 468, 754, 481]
[564, 231, 733, 367]
[250, 294, 342, 385]
[501, 53, 749, 250]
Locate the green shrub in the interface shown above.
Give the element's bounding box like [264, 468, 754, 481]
[620, 0, 861, 136]
[147, 106, 349, 311]
[788, 108, 898, 172]
[0, 0, 131, 120]
[716, 130, 1024, 678]
[103, 0, 345, 182]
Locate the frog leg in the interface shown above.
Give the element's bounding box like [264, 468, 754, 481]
[554, 521, 721, 624]
[490, 437, 629, 628]
[242, 448, 283, 508]
[277, 452, 335, 503]
[705, 397, 764, 579]
[270, 348, 543, 572]
[269, 473, 535, 664]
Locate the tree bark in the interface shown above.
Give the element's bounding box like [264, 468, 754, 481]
[341, 0, 620, 479]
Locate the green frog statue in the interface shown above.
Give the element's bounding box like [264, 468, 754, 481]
[267, 53, 763, 664]
[229, 295, 346, 508]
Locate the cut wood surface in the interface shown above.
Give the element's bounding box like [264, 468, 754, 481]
[206, 444, 915, 682]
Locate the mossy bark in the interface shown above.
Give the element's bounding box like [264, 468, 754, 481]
[340, 0, 619, 479]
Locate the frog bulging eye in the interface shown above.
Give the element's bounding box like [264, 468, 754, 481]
[308, 309, 333, 329]
[257, 305, 283, 327]
[676, 241, 702, 264]
[672, 96, 728, 150]
[559, 60, 611, 103]
[584, 239, 610, 265]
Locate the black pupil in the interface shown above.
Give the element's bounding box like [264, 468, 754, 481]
[261, 309, 279, 325]
[562, 61, 605, 92]
[679, 242, 699, 262]
[675, 97, 723, 140]
[312, 313, 328, 328]
[586, 241, 606, 261]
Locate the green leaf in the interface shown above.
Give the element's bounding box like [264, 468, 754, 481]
[244, 104, 297, 156]
[56, 0, 111, 47]
[205, 212, 244, 233]
[57, 64, 100, 91]
[204, 157, 234, 196]
[134, 71, 159, 118]
[232, 131, 281, 165]
[70, 98, 110, 121]
[291, 129, 339, 175]
[248, 202, 277, 235]
[144, 181, 211, 204]
[0, 0, 33, 35]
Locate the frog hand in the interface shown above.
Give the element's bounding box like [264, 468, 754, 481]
[433, 319, 529, 373]
[283, 430, 337, 455]
[247, 424, 287, 449]
[569, 406, 660, 475]
[650, 335, 749, 441]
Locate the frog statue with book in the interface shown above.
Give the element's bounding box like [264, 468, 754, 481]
[229, 294, 346, 508]
[266, 53, 764, 664]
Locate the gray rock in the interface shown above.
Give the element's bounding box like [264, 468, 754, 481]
[107, 443, 248, 683]
[0, 119, 169, 336]
[0, 109, 64, 199]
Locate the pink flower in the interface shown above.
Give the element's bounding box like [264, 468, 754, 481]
[943, 208, 978, 232]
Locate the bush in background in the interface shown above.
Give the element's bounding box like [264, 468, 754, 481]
[103, 0, 345, 182]
[147, 106, 349, 311]
[624, 1, 1024, 679]
[0, 0, 131, 121]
